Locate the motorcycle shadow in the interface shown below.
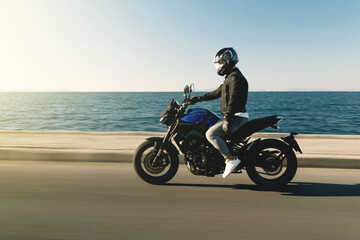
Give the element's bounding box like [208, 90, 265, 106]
[278, 182, 360, 197]
[166, 182, 360, 197]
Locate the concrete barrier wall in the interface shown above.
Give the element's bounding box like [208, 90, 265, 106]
[0, 131, 359, 168]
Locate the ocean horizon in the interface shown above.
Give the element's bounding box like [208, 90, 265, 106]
[1, 90, 359, 92]
[0, 91, 359, 135]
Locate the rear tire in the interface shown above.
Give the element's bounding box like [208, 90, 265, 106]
[246, 139, 297, 188]
[133, 140, 179, 185]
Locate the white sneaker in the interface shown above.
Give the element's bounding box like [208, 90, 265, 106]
[222, 157, 241, 179]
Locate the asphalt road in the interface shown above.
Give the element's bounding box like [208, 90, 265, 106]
[0, 161, 359, 240]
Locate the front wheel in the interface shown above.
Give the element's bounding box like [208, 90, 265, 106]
[246, 139, 297, 188]
[133, 140, 179, 185]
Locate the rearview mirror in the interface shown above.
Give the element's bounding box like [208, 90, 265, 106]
[184, 85, 190, 95]
[190, 83, 194, 92]
[184, 84, 194, 100]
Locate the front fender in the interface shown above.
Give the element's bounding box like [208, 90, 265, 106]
[146, 137, 179, 155]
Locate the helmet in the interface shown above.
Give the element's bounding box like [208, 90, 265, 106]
[213, 47, 238, 76]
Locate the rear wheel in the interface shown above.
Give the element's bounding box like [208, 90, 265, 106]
[246, 139, 297, 188]
[133, 140, 179, 185]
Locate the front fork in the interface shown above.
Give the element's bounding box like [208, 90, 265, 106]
[151, 121, 177, 166]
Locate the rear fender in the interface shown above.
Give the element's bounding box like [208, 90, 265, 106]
[281, 132, 303, 154]
[243, 138, 264, 166]
[146, 137, 179, 155]
[245, 138, 262, 152]
[245, 138, 295, 167]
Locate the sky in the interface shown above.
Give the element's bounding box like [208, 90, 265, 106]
[0, 0, 359, 91]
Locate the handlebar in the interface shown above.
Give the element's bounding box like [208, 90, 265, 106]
[178, 100, 193, 113]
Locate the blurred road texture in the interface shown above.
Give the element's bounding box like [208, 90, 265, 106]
[0, 161, 359, 240]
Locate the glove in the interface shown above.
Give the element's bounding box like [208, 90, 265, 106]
[189, 96, 201, 105]
[222, 120, 230, 133]
[223, 115, 233, 134]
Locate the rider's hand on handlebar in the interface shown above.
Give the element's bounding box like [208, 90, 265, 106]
[189, 96, 201, 105]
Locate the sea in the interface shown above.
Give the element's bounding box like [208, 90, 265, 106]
[0, 92, 359, 135]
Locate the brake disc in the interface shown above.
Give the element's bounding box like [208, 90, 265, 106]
[143, 151, 167, 174]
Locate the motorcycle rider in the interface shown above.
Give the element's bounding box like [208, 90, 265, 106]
[191, 47, 249, 178]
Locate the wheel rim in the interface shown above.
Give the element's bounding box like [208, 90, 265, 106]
[143, 151, 166, 174]
[254, 148, 289, 181]
[140, 146, 172, 177]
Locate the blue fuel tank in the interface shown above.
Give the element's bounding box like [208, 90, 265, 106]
[180, 108, 220, 127]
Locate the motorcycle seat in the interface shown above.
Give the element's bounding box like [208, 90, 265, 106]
[231, 115, 282, 141]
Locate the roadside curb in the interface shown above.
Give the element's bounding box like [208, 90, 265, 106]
[0, 149, 132, 163]
[1, 148, 359, 169]
[0, 131, 359, 169]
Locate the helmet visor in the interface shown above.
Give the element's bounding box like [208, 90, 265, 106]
[214, 61, 224, 72]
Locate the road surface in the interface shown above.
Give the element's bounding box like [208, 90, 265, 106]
[0, 161, 359, 240]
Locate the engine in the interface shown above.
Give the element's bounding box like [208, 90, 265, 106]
[174, 130, 224, 176]
[184, 143, 222, 176]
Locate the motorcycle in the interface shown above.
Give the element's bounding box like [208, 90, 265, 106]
[133, 84, 302, 188]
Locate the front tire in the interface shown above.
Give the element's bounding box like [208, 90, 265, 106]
[133, 140, 179, 185]
[246, 139, 297, 188]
